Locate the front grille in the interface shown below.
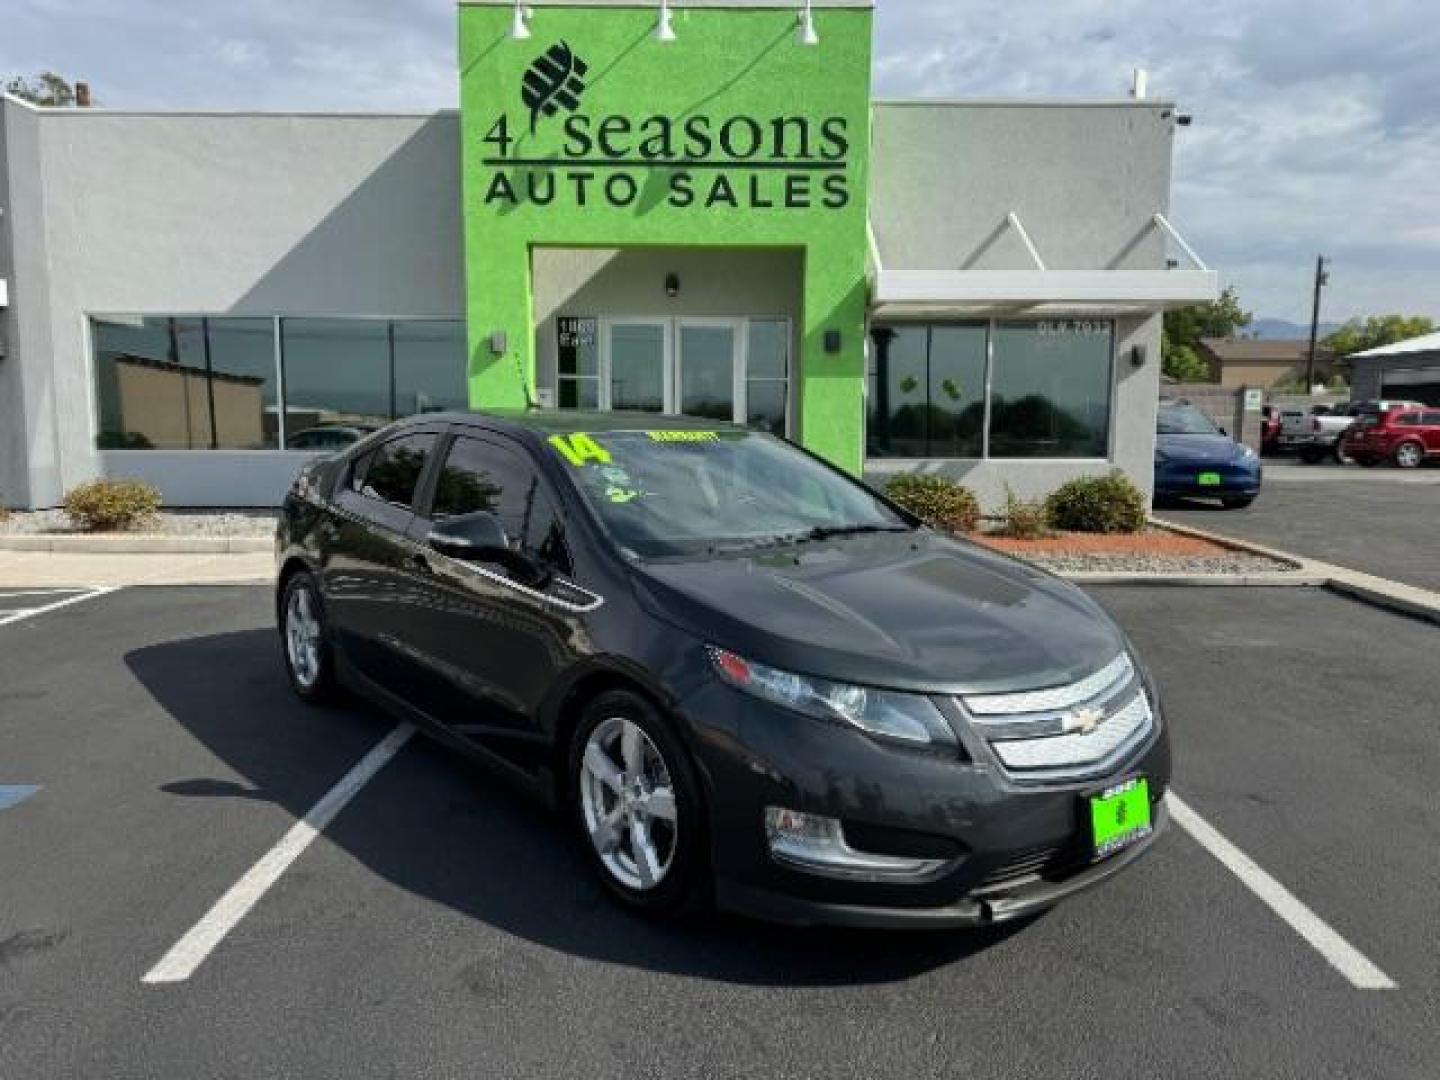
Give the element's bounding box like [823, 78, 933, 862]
[958, 654, 1156, 783]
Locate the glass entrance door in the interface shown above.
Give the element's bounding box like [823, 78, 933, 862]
[676, 319, 739, 423]
[587, 317, 789, 433]
[603, 319, 669, 413]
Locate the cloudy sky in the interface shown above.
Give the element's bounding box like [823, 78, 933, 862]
[5, 0, 1437, 325]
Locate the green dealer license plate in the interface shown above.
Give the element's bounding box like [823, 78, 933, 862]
[1197, 471, 1222, 486]
[1089, 778, 1152, 859]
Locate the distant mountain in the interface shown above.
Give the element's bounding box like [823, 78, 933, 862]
[1246, 317, 1343, 341]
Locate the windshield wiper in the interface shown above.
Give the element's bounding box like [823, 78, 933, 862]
[797, 524, 913, 542]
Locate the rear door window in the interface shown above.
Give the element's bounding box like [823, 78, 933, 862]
[352, 433, 437, 510]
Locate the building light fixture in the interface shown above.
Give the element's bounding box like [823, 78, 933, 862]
[509, 1, 532, 41]
[655, 0, 677, 43]
[797, 0, 819, 46]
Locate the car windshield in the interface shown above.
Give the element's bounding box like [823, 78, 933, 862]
[1157, 404, 1221, 435]
[546, 428, 911, 559]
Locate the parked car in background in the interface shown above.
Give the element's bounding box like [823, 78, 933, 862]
[1259, 405, 1283, 456]
[1154, 399, 1262, 508]
[287, 424, 379, 451]
[1280, 404, 1353, 463]
[1343, 406, 1440, 468]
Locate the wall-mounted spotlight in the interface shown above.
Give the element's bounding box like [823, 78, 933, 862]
[509, 1, 532, 41]
[655, 0, 677, 43]
[665, 273, 680, 298]
[1130, 344, 1147, 368]
[797, 0, 819, 46]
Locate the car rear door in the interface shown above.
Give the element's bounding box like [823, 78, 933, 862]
[401, 429, 586, 772]
[1423, 411, 1440, 454]
[322, 429, 441, 697]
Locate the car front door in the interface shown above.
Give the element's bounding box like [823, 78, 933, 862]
[1422, 411, 1440, 454]
[403, 430, 585, 773]
[322, 429, 440, 698]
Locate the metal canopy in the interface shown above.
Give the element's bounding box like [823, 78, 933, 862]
[870, 212, 1218, 317]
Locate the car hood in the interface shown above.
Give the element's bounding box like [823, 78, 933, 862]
[1156, 433, 1245, 464]
[631, 530, 1128, 694]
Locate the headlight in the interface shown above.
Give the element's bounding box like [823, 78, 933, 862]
[1239, 445, 1256, 460]
[707, 646, 956, 746]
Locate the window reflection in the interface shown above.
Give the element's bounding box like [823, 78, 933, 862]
[93, 316, 277, 450]
[868, 320, 1113, 460]
[91, 317, 468, 451]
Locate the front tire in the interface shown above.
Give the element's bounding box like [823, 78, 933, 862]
[569, 690, 707, 917]
[1221, 495, 1255, 510]
[1394, 441, 1424, 469]
[1298, 446, 1325, 464]
[280, 571, 337, 704]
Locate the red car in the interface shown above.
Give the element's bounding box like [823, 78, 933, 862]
[1343, 406, 1440, 468]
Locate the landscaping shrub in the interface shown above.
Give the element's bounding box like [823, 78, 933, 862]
[62, 478, 162, 532]
[997, 485, 1051, 540]
[1046, 471, 1147, 534]
[883, 473, 981, 533]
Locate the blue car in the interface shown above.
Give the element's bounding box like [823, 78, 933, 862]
[1153, 399, 1262, 509]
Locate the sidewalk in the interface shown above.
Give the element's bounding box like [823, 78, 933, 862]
[0, 550, 271, 588]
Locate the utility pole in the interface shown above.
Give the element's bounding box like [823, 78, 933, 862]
[1306, 255, 1330, 393]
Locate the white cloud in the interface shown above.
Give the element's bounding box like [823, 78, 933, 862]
[2, 0, 1435, 323]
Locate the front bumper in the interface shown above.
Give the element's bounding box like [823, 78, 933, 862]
[1155, 460, 1261, 498]
[719, 801, 1168, 928]
[678, 676, 1172, 928]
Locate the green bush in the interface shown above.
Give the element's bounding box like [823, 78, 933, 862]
[62, 478, 162, 532]
[998, 485, 1051, 539]
[1046, 471, 1147, 534]
[883, 473, 981, 533]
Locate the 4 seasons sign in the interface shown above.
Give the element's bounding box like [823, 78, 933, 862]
[482, 40, 855, 212]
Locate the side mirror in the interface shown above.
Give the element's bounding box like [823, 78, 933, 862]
[427, 511, 551, 589]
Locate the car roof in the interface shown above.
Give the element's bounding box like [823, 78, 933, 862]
[394, 410, 747, 437]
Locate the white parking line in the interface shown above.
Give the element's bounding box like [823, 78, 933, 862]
[0, 586, 118, 627]
[1168, 794, 1396, 990]
[142, 722, 415, 985]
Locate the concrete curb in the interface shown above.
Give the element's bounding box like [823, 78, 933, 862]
[1150, 517, 1440, 627]
[0, 534, 271, 554]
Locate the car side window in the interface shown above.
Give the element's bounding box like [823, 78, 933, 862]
[1394, 413, 1420, 427]
[352, 433, 437, 510]
[432, 435, 573, 574]
[1423, 411, 1440, 426]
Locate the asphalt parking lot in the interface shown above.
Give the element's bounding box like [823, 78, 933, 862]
[2, 584, 1437, 1078]
[1160, 468, 1440, 591]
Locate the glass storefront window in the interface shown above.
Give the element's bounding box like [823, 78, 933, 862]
[92, 316, 277, 450]
[393, 321, 468, 417]
[92, 316, 467, 451]
[989, 321, 1112, 459]
[867, 320, 1113, 459]
[281, 319, 391, 445]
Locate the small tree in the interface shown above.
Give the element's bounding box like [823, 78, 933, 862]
[1162, 285, 1252, 383]
[4, 73, 81, 107]
[1324, 315, 1436, 358]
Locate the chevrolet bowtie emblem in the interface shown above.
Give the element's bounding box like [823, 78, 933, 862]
[1064, 706, 1106, 735]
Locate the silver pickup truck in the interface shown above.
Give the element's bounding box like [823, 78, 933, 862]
[1280, 400, 1423, 463]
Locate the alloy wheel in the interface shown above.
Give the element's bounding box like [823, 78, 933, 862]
[1395, 442, 1423, 469]
[579, 717, 679, 892]
[285, 585, 323, 690]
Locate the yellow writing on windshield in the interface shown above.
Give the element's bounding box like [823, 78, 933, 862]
[645, 430, 719, 443]
[548, 433, 612, 467]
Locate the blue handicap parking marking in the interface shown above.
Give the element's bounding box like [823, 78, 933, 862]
[0, 785, 42, 811]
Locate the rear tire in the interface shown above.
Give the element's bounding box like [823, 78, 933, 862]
[280, 571, 337, 704]
[1393, 441, 1424, 469]
[568, 690, 708, 917]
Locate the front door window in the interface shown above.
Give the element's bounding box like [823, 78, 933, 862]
[585, 317, 790, 434]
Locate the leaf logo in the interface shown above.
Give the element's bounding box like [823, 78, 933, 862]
[521, 41, 589, 132]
